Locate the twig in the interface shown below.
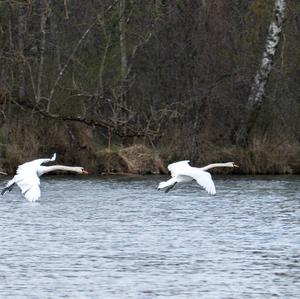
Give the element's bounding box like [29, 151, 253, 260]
[47, 20, 96, 112]
[47, 1, 119, 112]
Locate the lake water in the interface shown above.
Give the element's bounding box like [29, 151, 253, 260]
[0, 175, 299, 298]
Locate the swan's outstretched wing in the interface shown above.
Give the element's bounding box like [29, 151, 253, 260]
[12, 167, 41, 201]
[17, 175, 41, 202]
[2, 153, 55, 201]
[22, 185, 41, 202]
[164, 160, 216, 195]
[193, 170, 216, 195]
[17, 153, 56, 174]
[176, 165, 216, 195]
[2, 170, 41, 201]
[168, 160, 190, 177]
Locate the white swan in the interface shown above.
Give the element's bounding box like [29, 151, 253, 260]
[1, 153, 88, 202]
[158, 160, 238, 195]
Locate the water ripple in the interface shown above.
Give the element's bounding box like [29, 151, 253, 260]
[0, 175, 299, 298]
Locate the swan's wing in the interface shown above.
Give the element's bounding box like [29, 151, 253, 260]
[34, 153, 56, 166]
[14, 170, 41, 201]
[2, 154, 55, 201]
[17, 153, 56, 174]
[22, 184, 41, 202]
[168, 160, 190, 177]
[193, 170, 216, 195]
[14, 158, 45, 201]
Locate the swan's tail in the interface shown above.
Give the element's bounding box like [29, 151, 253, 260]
[157, 181, 167, 189]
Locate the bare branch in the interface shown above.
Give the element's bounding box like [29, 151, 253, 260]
[47, 1, 119, 112]
[47, 21, 96, 112]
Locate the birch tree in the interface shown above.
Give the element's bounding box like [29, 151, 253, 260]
[248, 0, 286, 107]
[237, 0, 287, 145]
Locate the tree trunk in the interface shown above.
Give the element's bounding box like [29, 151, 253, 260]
[236, 0, 287, 145]
[17, 3, 27, 100]
[49, 2, 61, 71]
[118, 0, 128, 137]
[36, 0, 49, 104]
[119, 0, 127, 81]
[248, 0, 286, 107]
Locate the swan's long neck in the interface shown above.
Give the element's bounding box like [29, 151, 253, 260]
[200, 163, 232, 171]
[38, 165, 81, 176]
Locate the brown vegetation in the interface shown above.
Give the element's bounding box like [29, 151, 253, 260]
[96, 144, 167, 175]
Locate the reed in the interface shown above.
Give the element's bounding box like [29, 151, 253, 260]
[197, 138, 300, 174]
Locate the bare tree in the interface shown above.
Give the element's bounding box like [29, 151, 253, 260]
[119, 0, 127, 81]
[17, 2, 27, 100]
[36, 0, 50, 104]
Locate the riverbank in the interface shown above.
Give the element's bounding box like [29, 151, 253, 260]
[0, 138, 299, 175]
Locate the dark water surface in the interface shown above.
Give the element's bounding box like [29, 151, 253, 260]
[0, 175, 299, 298]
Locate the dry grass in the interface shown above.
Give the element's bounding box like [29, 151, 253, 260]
[96, 144, 167, 175]
[1, 116, 299, 175]
[0, 118, 99, 174]
[201, 137, 300, 174]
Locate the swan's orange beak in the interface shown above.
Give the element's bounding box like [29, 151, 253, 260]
[82, 169, 89, 174]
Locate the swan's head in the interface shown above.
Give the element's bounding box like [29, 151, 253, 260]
[81, 167, 89, 174]
[226, 162, 239, 168]
[74, 167, 89, 174]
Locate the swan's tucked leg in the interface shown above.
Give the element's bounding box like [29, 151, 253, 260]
[164, 182, 177, 193]
[1, 182, 16, 195]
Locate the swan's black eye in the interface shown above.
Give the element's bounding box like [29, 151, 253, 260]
[82, 168, 89, 174]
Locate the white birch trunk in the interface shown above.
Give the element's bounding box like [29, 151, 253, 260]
[248, 0, 286, 106]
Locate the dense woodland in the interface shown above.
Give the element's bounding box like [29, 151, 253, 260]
[0, 0, 299, 174]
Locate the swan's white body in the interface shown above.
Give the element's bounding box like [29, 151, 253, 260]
[158, 160, 238, 195]
[2, 153, 88, 202]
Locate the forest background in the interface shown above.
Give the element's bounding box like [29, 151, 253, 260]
[0, 0, 299, 175]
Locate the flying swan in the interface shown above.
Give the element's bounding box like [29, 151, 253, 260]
[158, 160, 238, 195]
[1, 153, 88, 202]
